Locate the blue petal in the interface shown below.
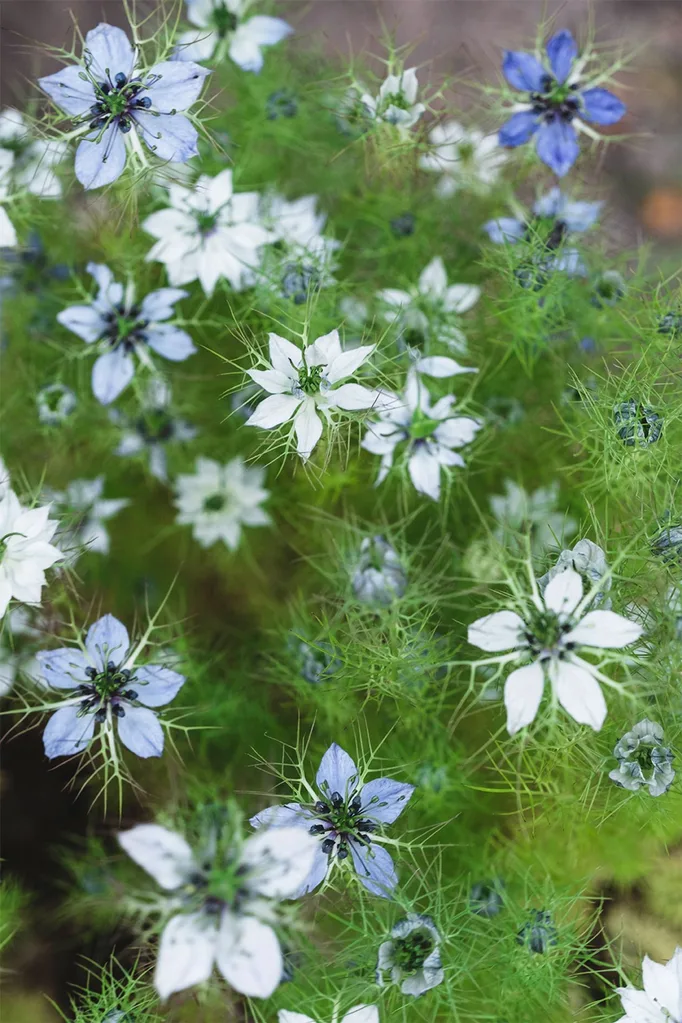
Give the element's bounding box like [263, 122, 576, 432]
[134, 665, 186, 707]
[85, 614, 130, 671]
[532, 187, 564, 218]
[92, 348, 135, 405]
[360, 778, 415, 823]
[138, 60, 211, 111]
[75, 123, 127, 191]
[249, 803, 312, 828]
[295, 844, 329, 895]
[502, 50, 547, 92]
[546, 30, 577, 84]
[535, 118, 579, 176]
[315, 742, 360, 799]
[549, 248, 587, 276]
[349, 840, 398, 898]
[117, 705, 164, 758]
[36, 648, 89, 688]
[84, 23, 135, 82]
[139, 287, 188, 322]
[498, 111, 539, 148]
[38, 66, 96, 117]
[143, 324, 197, 361]
[580, 87, 626, 126]
[559, 198, 603, 233]
[483, 217, 525, 244]
[43, 705, 95, 759]
[133, 111, 199, 163]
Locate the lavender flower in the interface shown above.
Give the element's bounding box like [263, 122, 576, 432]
[251, 742, 414, 898]
[499, 30, 625, 177]
[38, 24, 210, 190]
[38, 614, 185, 759]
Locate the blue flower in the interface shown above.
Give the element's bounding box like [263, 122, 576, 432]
[38, 614, 186, 760]
[498, 29, 626, 176]
[250, 742, 414, 898]
[38, 24, 210, 190]
[57, 263, 196, 405]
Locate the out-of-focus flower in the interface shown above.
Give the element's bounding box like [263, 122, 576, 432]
[175, 0, 292, 72]
[609, 719, 675, 797]
[614, 400, 662, 446]
[360, 69, 425, 131]
[377, 914, 444, 996]
[490, 480, 576, 555]
[517, 910, 558, 953]
[36, 383, 77, 425]
[420, 120, 507, 196]
[174, 456, 270, 549]
[352, 536, 407, 606]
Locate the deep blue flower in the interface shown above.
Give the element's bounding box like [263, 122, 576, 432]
[498, 30, 626, 176]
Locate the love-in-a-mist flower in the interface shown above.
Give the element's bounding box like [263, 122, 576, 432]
[616, 947, 682, 1023]
[38, 24, 210, 190]
[362, 369, 481, 501]
[498, 29, 626, 177]
[360, 69, 425, 131]
[0, 487, 62, 618]
[279, 1006, 379, 1023]
[419, 120, 507, 197]
[377, 914, 444, 997]
[118, 819, 317, 999]
[0, 108, 68, 199]
[38, 614, 186, 759]
[36, 383, 77, 426]
[245, 330, 384, 461]
[0, 150, 17, 248]
[377, 257, 480, 355]
[175, 456, 270, 550]
[110, 377, 197, 482]
[517, 910, 557, 954]
[467, 568, 643, 734]
[175, 0, 292, 71]
[539, 538, 612, 609]
[57, 263, 196, 406]
[0, 607, 41, 698]
[49, 476, 128, 562]
[143, 170, 274, 296]
[251, 743, 414, 898]
[609, 719, 675, 797]
[490, 481, 576, 556]
[258, 193, 340, 304]
[352, 536, 407, 606]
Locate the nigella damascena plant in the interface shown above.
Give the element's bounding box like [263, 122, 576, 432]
[118, 817, 317, 999]
[498, 29, 626, 177]
[614, 400, 663, 447]
[251, 742, 414, 898]
[538, 538, 612, 610]
[174, 0, 293, 71]
[110, 377, 197, 483]
[0, 481, 62, 618]
[517, 910, 558, 954]
[609, 719, 675, 797]
[57, 263, 196, 406]
[376, 913, 444, 997]
[288, 635, 341, 686]
[616, 946, 682, 1023]
[37, 614, 186, 760]
[36, 383, 77, 426]
[651, 521, 682, 564]
[469, 879, 505, 918]
[467, 568, 643, 735]
[360, 68, 425, 132]
[38, 24, 211, 190]
[352, 535, 408, 607]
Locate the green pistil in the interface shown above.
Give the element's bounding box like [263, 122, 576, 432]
[297, 363, 324, 395]
[457, 141, 475, 162]
[527, 609, 565, 650]
[92, 667, 132, 698]
[409, 410, 439, 441]
[381, 91, 410, 111]
[392, 930, 434, 972]
[196, 211, 219, 236]
[203, 493, 227, 513]
[546, 82, 574, 104]
[212, 3, 238, 38]
[115, 314, 142, 341]
[207, 860, 245, 907]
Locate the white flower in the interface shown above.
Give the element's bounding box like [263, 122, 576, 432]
[175, 456, 270, 549]
[468, 569, 644, 735]
[490, 481, 576, 555]
[118, 822, 317, 1000]
[245, 329, 384, 461]
[50, 477, 129, 561]
[0, 489, 62, 618]
[279, 1007, 379, 1023]
[0, 607, 39, 697]
[0, 149, 17, 248]
[143, 170, 274, 296]
[377, 257, 480, 354]
[616, 948, 682, 1023]
[37, 383, 77, 425]
[362, 369, 481, 500]
[361, 68, 425, 131]
[258, 193, 340, 301]
[175, 0, 292, 72]
[0, 108, 68, 198]
[419, 120, 506, 197]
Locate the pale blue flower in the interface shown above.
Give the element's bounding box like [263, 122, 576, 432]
[609, 719, 675, 797]
[57, 263, 196, 405]
[38, 614, 185, 759]
[250, 742, 414, 898]
[38, 24, 210, 190]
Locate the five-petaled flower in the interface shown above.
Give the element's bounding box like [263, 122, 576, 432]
[0, 485, 62, 618]
[118, 819, 317, 999]
[467, 568, 643, 734]
[38, 614, 186, 759]
[362, 368, 481, 501]
[38, 23, 211, 190]
[175, 0, 293, 72]
[498, 29, 626, 177]
[616, 947, 682, 1023]
[251, 742, 414, 898]
[245, 330, 385, 461]
[360, 68, 425, 131]
[57, 263, 196, 405]
[174, 456, 270, 550]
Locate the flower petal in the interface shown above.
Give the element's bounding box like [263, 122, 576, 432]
[504, 661, 545, 734]
[484, 217, 526, 244]
[294, 401, 323, 460]
[246, 393, 301, 430]
[416, 356, 476, 378]
[117, 705, 164, 758]
[38, 66, 96, 117]
[325, 344, 375, 385]
[155, 912, 217, 999]
[118, 823, 197, 888]
[418, 257, 447, 298]
[316, 742, 360, 797]
[174, 27, 219, 63]
[249, 803, 311, 829]
[295, 844, 330, 895]
[468, 610, 524, 652]
[57, 305, 107, 343]
[134, 664, 186, 707]
[43, 705, 95, 759]
[349, 840, 398, 898]
[144, 324, 197, 361]
[408, 445, 442, 501]
[216, 913, 282, 997]
[642, 953, 681, 1019]
[75, 123, 127, 191]
[580, 87, 626, 126]
[443, 284, 481, 314]
[546, 30, 578, 84]
[543, 568, 583, 615]
[85, 614, 129, 671]
[241, 826, 318, 898]
[498, 110, 539, 147]
[502, 50, 547, 92]
[134, 111, 199, 163]
[36, 647, 89, 688]
[327, 383, 380, 411]
[564, 610, 643, 649]
[139, 60, 211, 111]
[139, 287, 188, 322]
[550, 658, 607, 730]
[268, 332, 303, 375]
[84, 23, 135, 81]
[91, 349, 135, 405]
[535, 118, 579, 177]
[341, 1007, 380, 1023]
[246, 368, 292, 394]
[360, 778, 414, 823]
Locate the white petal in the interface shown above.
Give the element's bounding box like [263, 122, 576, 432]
[278, 1013, 316, 1023]
[468, 610, 524, 652]
[216, 913, 282, 998]
[416, 355, 477, 378]
[504, 661, 544, 734]
[0, 207, 17, 248]
[327, 383, 380, 411]
[550, 658, 607, 730]
[342, 1007, 380, 1023]
[294, 401, 323, 460]
[306, 328, 342, 367]
[246, 393, 301, 430]
[418, 256, 447, 298]
[241, 826, 318, 898]
[155, 912, 217, 999]
[325, 344, 375, 385]
[117, 824, 196, 889]
[246, 367, 292, 394]
[543, 568, 583, 615]
[443, 283, 481, 313]
[643, 954, 682, 1019]
[268, 332, 302, 376]
[408, 445, 441, 500]
[564, 610, 643, 649]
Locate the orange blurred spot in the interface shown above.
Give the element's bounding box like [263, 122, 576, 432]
[640, 188, 682, 237]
